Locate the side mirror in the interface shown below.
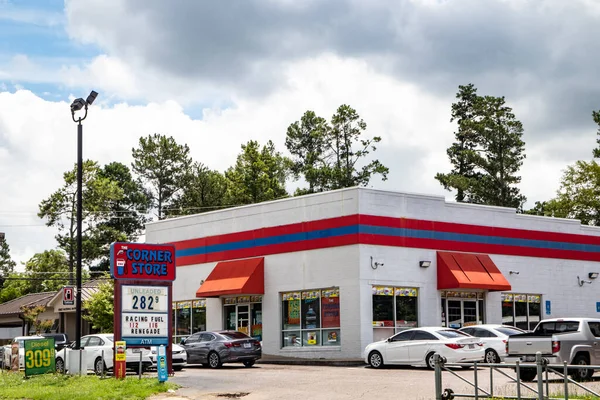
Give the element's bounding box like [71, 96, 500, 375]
[180, 338, 186, 345]
[387, 337, 392, 342]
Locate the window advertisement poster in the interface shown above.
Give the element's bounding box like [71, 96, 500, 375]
[372, 286, 394, 296]
[303, 298, 320, 329]
[283, 292, 301, 325]
[321, 296, 340, 328]
[307, 331, 317, 345]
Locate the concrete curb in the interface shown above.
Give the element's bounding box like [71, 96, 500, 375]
[256, 357, 365, 367]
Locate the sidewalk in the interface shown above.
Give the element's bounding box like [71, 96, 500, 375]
[256, 353, 364, 367]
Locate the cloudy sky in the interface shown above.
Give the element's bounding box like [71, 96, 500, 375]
[1, 0, 599, 267]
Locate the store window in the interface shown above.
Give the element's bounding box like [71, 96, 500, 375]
[173, 299, 206, 344]
[501, 293, 541, 331]
[281, 288, 340, 348]
[372, 286, 418, 342]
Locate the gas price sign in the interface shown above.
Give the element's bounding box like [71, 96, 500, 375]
[121, 285, 169, 345]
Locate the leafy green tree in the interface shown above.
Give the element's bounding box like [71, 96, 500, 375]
[38, 160, 123, 280]
[91, 162, 151, 272]
[0, 250, 81, 303]
[327, 105, 389, 189]
[225, 140, 290, 205]
[167, 162, 228, 216]
[21, 305, 53, 334]
[435, 84, 480, 202]
[22, 250, 72, 293]
[285, 105, 388, 194]
[0, 236, 16, 287]
[436, 84, 527, 209]
[0, 273, 29, 303]
[285, 111, 328, 193]
[83, 278, 114, 332]
[131, 134, 191, 219]
[530, 161, 600, 226]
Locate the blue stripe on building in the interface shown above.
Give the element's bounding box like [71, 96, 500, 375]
[176, 224, 600, 258]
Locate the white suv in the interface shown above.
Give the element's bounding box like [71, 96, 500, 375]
[55, 334, 152, 374]
[2, 335, 45, 370]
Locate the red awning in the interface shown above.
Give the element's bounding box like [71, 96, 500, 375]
[437, 251, 511, 291]
[196, 257, 264, 298]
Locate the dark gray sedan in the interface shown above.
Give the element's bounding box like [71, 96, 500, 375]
[181, 331, 261, 368]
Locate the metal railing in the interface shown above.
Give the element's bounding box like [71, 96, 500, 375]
[434, 352, 600, 400]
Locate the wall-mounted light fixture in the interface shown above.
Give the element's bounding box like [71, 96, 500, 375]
[419, 260, 431, 268]
[371, 256, 384, 270]
[589, 272, 599, 280]
[509, 270, 520, 275]
[578, 276, 593, 287]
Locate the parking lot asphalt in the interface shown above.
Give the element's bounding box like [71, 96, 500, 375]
[146, 363, 600, 400]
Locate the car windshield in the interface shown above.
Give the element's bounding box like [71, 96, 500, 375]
[220, 332, 250, 340]
[496, 327, 525, 336]
[105, 335, 114, 342]
[437, 330, 470, 339]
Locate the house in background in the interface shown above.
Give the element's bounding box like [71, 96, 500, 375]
[0, 292, 55, 344]
[0, 280, 102, 344]
[45, 280, 101, 339]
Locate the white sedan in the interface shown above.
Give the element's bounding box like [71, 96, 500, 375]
[149, 343, 187, 371]
[364, 327, 484, 369]
[459, 324, 527, 363]
[55, 334, 152, 374]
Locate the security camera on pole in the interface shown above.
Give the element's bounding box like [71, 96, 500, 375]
[69, 90, 98, 375]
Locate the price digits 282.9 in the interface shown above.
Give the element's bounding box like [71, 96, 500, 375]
[132, 295, 160, 310]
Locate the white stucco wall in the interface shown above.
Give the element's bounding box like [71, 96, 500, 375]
[146, 187, 600, 360]
[146, 188, 359, 244]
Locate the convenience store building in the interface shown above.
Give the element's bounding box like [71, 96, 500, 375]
[145, 187, 600, 359]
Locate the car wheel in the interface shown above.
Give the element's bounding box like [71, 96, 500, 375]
[173, 366, 183, 371]
[368, 351, 384, 369]
[484, 349, 500, 364]
[243, 360, 255, 368]
[94, 357, 107, 376]
[56, 358, 65, 373]
[571, 354, 593, 382]
[208, 352, 222, 369]
[426, 353, 437, 370]
[519, 368, 537, 382]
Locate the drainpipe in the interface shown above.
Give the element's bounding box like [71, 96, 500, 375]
[18, 314, 26, 336]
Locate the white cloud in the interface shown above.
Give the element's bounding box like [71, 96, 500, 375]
[0, 54, 581, 267]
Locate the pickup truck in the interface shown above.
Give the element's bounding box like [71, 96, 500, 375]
[505, 318, 600, 382]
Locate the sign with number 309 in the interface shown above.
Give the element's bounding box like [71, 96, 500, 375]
[24, 338, 55, 376]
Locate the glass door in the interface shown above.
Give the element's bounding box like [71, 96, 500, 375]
[441, 296, 484, 328]
[463, 300, 477, 326]
[447, 300, 462, 329]
[236, 304, 250, 335]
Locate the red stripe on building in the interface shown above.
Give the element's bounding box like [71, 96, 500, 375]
[359, 215, 600, 245]
[172, 214, 359, 251]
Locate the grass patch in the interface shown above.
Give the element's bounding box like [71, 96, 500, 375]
[0, 372, 178, 400]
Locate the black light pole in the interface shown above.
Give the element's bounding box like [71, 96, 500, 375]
[70, 91, 98, 353]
